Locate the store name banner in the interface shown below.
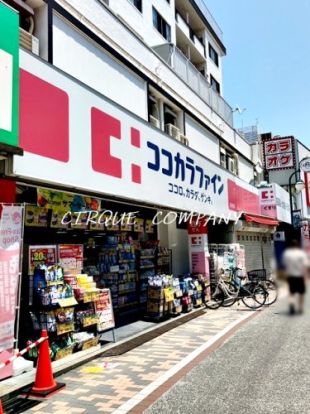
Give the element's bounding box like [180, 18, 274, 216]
[14, 51, 260, 219]
[0, 205, 23, 352]
[263, 136, 295, 171]
[259, 184, 291, 224]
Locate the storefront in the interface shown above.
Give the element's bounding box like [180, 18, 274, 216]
[0, 48, 276, 376]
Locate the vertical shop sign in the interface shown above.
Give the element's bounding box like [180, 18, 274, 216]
[0, 2, 19, 146]
[188, 218, 209, 278]
[0, 206, 23, 352]
[259, 186, 276, 218]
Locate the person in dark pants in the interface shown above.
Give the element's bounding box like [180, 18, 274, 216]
[282, 239, 309, 315]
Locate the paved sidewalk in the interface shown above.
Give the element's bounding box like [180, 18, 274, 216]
[24, 306, 257, 414]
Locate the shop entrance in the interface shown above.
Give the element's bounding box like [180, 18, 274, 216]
[17, 185, 172, 358]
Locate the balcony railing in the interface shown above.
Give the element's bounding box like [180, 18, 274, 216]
[176, 12, 205, 58]
[192, 0, 223, 42]
[153, 44, 233, 127]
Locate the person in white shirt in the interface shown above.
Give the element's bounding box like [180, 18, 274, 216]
[282, 239, 309, 314]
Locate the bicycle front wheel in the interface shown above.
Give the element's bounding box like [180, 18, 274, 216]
[241, 283, 267, 309]
[204, 283, 224, 309]
[222, 281, 238, 307]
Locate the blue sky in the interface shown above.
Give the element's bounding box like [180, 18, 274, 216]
[206, 0, 310, 146]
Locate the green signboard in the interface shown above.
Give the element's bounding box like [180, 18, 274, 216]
[0, 2, 19, 147]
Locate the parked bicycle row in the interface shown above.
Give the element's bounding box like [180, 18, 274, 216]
[203, 268, 278, 310]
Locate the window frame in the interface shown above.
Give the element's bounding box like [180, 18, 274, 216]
[128, 0, 142, 13]
[152, 7, 171, 42]
[210, 75, 220, 94]
[208, 43, 219, 67]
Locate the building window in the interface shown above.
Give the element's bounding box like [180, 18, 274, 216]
[129, 0, 142, 12]
[209, 44, 219, 66]
[210, 75, 220, 94]
[153, 7, 171, 41]
[220, 145, 239, 175]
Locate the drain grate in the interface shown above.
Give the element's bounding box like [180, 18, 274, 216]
[3, 396, 41, 414]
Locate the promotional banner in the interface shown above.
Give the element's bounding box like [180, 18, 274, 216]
[28, 245, 57, 275]
[37, 188, 101, 212]
[58, 244, 83, 274]
[14, 50, 261, 220]
[95, 289, 115, 332]
[0, 206, 23, 354]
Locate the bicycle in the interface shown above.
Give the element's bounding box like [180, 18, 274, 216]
[247, 269, 278, 306]
[204, 271, 267, 310]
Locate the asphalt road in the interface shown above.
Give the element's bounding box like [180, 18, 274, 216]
[145, 293, 310, 414]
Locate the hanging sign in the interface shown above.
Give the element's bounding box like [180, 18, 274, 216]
[134, 218, 144, 233]
[0, 206, 23, 353]
[25, 205, 49, 227]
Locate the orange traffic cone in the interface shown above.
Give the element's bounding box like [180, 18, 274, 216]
[30, 330, 65, 397]
[0, 398, 4, 414]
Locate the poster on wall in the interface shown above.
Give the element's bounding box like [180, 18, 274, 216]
[0, 206, 23, 354]
[58, 244, 83, 273]
[95, 289, 115, 332]
[28, 245, 57, 275]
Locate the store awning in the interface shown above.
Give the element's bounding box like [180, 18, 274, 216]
[245, 214, 279, 226]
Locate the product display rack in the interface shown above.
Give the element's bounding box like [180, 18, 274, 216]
[89, 239, 140, 324]
[137, 248, 156, 312]
[29, 265, 100, 361]
[155, 247, 172, 274]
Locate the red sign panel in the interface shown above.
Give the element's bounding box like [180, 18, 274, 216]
[263, 136, 295, 171]
[228, 179, 260, 215]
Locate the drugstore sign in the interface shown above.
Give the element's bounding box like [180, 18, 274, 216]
[13, 50, 259, 218]
[0, 2, 19, 146]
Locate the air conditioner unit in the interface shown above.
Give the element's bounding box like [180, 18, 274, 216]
[20, 28, 39, 56]
[149, 115, 160, 129]
[180, 135, 189, 146]
[228, 158, 237, 174]
[165, 123, 180, 140]
[232, 153, 239, 174]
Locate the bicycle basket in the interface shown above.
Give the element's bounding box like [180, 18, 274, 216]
[247, 269, 267, 281]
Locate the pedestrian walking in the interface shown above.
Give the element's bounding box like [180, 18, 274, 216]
[282, 239, 309, 315]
